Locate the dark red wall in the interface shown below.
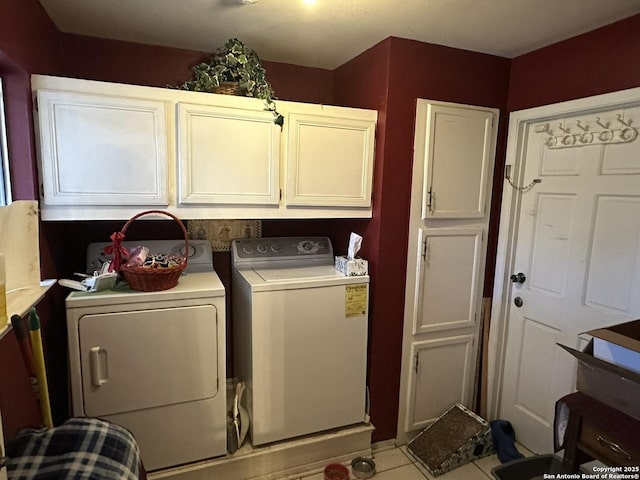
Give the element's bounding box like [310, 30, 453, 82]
[0, 0, 64, 438]
[0, 0, 61, 201]
[508, 14, 640, 111]
[2, 0, 640, 447]
[59, 33, 335, 105]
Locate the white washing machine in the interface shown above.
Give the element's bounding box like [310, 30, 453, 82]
[66, 240, 226, 471]
[231, 236, 369, 446]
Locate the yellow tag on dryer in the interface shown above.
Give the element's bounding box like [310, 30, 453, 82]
[345, 284, 368, 317]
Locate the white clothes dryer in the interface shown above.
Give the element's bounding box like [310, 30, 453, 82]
[66, 240, 226, 471]
[232, 237, 369, 446]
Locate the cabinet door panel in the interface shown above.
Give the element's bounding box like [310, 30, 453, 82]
[423, 105, 494, 219]
[413, 228, 483, 335]
[37, 90, 169, 206]
[178, 103, 280, 205]
[286, 113, 375, 207]
[405, 336, 475, 431]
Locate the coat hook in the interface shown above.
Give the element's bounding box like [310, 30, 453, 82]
[557, 123, 570, 134]
[575, 120, 589, 132]
[534, 123, 550, 134]
[616, 114, 632, 127]
[595, 117, 610, 129]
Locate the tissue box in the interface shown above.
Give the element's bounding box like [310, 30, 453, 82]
[335, 256, 368, 276]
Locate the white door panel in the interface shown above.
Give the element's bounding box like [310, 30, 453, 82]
[494, 93, 640, 454]
[414, 228, 483, 334]
[177, 103, 280, 205]
[285, 113, 375, 207]
[36, 90, 169, 206]
[406, 335, 475, 432]
[422, 104, 494, 219]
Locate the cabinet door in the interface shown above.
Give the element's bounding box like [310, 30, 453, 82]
[413, 228, 484, 335]
[422, 104, 495, 219]
[286, 113, 375, 207]
[36, 90, 169, 206]
[177, 103, 281, 205]
[405, 335, 475, 432]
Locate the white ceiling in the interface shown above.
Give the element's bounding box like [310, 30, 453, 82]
[38, 0, 640, 70]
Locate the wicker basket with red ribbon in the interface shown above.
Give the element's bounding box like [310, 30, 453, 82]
[106, 210, 189, 292]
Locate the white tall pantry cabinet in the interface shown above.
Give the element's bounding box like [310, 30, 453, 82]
[397, 100, 498, 443]
[32, 75, 377, 220]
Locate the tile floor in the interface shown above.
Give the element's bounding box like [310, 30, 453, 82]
[294, 442, 534, 480]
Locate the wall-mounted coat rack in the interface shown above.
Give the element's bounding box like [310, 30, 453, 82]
[535, 114, 638, 149]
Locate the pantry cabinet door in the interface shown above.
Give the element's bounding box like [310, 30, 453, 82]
[412, 228, 484, 335]
[397, 100, 498, 445]
[285, 112, 375, 208]
[422, 104, 494, 219]
[36, 90, 169, 206]
[405, 335, 476, 431]
[177, 103, 281, 205]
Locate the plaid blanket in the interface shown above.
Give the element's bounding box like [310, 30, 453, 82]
[5, 417, 140, 480]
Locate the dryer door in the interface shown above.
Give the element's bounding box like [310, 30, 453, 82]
[78, 305, 219, 417]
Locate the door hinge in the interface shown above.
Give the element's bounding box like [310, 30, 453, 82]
[421, 237, 428, 262]
[426, 187, 434, 213]
[279, 188, 282, 201]
[414, 352, 419, 374]
[33, 97, 38, 112]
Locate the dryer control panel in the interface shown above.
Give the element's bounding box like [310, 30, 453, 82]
[232, 236, 334, 268]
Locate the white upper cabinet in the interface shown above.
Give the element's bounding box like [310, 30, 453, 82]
[177, 102, 280, 206]
[32, 75, 377, 220]
[422, 104, 495, 219]
[285, 108, 376, 208]
[36, 89, 169, 206]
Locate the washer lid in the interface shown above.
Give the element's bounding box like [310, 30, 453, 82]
[66, 271, 225, 308]
[255, 265, 341, 282]
[238, 266, 369, 291]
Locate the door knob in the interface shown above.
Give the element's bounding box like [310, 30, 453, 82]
[510, 272, 526, 284]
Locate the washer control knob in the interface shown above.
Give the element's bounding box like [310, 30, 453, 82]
[257, 244, 268, 253]
[297, 240, 319, 253]
[271, 244, 282, 253]
[242, 245, 254, 254]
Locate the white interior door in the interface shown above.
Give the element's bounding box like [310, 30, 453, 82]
[491, 92, 640, 454]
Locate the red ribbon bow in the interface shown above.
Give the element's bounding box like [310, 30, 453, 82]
[104, 231, 129, 272]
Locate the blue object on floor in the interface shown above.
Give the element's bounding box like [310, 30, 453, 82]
[490, 419, 524, 463]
